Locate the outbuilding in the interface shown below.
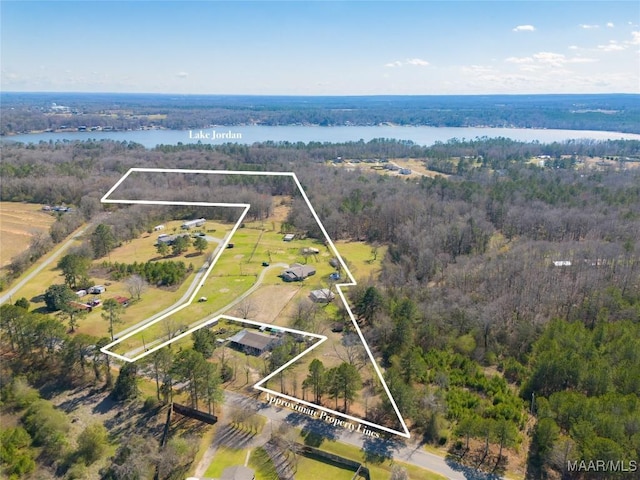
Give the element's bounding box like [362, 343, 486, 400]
[181, 218, 206, 230]
[310, 289, 335, 303]
[89, 285, 106, 294]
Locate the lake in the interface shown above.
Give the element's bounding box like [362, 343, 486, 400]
[4, 125, 640, 149]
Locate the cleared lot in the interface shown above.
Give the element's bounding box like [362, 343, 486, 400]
[0, 202, 56, 267]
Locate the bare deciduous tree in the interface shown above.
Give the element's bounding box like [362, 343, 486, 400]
[126, 274, 148, 300]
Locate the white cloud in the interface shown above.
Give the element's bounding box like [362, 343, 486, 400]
[512, 25, 536, 32]
[580, 24, 599, 29]
[177, 72, 189, 78]
[460, 64, 496, 75]
[568, 45, 579, 50]
[629, 31, 640, 45]
[406, 58, 429, 66]
[606, 22, 614, 28]
[505, 51, 597, 71]
[597, 41, 626, 52]
[384, 58, 429, 68]
[505, 56, 533, 64]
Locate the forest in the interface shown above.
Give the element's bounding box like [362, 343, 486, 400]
[2, 92, 639, 134]
[1, 136, 639, 479]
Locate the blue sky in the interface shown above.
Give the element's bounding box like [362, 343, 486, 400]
[1, 1, 638, 94]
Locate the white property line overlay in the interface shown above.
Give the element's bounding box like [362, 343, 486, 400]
[99, 167, 410, 439]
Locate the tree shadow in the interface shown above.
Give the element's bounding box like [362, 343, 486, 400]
[361, 436, 398, 464]
[284, 412, 338, 445]
[93, 392, 118, 414]
[445, 455, 504, 480]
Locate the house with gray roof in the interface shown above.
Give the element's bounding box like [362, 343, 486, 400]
[228, 329, 276, 356]
[281, 263, 316, 282]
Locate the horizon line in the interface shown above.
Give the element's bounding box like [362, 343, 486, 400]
[2, 91, 638, 98]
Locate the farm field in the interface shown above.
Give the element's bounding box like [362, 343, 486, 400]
[0, 201, 56, 267]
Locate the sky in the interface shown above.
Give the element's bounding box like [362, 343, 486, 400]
[1, 1, 639, 95]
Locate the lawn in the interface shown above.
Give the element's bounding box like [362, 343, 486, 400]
[303, 436, 447, 480]
[204, 446, 250, 478]
[248, 447, 279, 480]
[295, 455, 356, 480]
[333, 240, 386, 281]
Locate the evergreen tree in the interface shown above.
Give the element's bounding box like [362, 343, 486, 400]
[91, 224, 116, 258]
[112, 362, 139, 401]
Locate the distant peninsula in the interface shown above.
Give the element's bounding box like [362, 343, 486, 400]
[1, 92, 639, 135]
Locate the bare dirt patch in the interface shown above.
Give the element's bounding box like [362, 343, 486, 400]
[270, 196, 291, 223]
[231, 284, 301, 324]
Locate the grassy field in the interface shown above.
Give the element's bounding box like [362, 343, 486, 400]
[0, 201, 56, 267]
[8, 234, 88, 304]
[295, 455, 356, 480]
[204, 446, 249, 477]
[305, 436, 448, 480]
[248, 447, 279, 480]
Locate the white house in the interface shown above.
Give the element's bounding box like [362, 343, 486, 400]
[553, 260, 572, 267]
[181, 218, 206, 230]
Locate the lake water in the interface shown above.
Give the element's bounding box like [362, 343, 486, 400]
[4, 125, 640, 148]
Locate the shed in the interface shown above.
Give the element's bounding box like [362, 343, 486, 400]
[69, 301, 92, 312]
[112, 296, 129, 307]
[283, 233, 295, 242]
[310, 289, 335, 303]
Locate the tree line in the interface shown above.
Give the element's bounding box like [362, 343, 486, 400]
[2, 93, 639, 134]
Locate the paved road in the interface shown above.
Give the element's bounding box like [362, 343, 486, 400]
[0, 223, 92, 305]
[215, 391, 502, 480]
